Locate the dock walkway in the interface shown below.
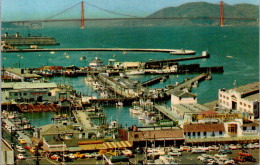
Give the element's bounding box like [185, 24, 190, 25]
[166, 73, 207, 96]
[154, 104, 182, 121]
[142, 75, 169, 87]
[72, 110, 97, 130]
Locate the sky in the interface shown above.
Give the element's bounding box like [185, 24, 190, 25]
[1, 0, 259, 21]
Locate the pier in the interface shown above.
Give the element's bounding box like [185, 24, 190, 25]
[145, 54, 210, 67]
[166, 73, 207, 96]
[154, 104, 182, 121]
[142, 75, 169, 87]
[2, 48, 196, 54]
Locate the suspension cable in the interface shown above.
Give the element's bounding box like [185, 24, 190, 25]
[43, 1, 82, 20]
[83, 1, 139, 18]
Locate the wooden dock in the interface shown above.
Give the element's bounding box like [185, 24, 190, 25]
[166, 73, 207, 96]
[2, 48, 196, 54]
[142, 75, 169, 86]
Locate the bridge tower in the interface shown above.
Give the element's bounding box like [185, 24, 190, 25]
[81, 1, 84, 29]
[220, 1, 224, 27]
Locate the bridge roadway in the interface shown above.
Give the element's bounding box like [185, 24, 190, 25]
[2, 48, 196, 54]
[166, 73, 207, 96]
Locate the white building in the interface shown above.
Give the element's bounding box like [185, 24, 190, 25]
[171, 90, 197, 105]
[218, 82, 259, 118]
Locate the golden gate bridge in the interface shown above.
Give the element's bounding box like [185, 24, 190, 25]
[3, 1, 258, 29]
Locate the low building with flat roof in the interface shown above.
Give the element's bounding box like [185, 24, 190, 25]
[218, 82, 259, 118]
[4, 68, 42, 81]
[119, 126, 184, 147]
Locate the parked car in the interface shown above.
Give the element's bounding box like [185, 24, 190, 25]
[19, 139, 27, 144]
[30, 147, 36, 154]
[218, 149, 232, 154]
[74, 152, 85, 158]
[168, 151, 182, 156]
[242, 144, 248, 149]
[17, 148, 26, 153]
[50, 154, 60, 160]
[233, 156, 246, 162]
[68, 153, 76, 159]
[229, 144, 237, 150]
[254, 143, 259, 149]
[24, 146, 31, 150]
[180, 146, 191, 152]
[16, 145, 23, 149]
[238, 151, 252, 157]
[85, 153, 95, 158]
[17, 154, 26, 160]
[236, 144, 242, 149]
[209, 145, 219, 150]
[244, 156, 256, 162]
[248, 143, 255, 149]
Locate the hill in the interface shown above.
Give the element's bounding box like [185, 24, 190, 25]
[147, 2, 259, 26]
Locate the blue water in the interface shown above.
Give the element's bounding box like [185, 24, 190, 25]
[3, 25, 259, 127]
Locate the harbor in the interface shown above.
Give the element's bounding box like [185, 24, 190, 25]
[1, 1, 259, 164]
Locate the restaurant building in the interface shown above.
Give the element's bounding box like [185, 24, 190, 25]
[218, 82, 259, 118]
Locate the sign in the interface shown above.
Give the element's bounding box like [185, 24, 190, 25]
[198, 113, 242, 120]
[156, 120, 177, 126]
[30, 92, 46, 95]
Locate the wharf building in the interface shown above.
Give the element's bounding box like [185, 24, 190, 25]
[218, 82, 259, 118]
[1, 82, 72, 112]
[168, 84, 259, 145]
[1, 32, 59, 46]
[3, 68, 42, 82]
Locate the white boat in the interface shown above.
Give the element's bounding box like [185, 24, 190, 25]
[129, 106, 142, 113]
[50, 51, 55, 54]
[138, 113, 149, 120]
[145, 117, 156, 124]
[116, 102, 123, 107]
[125, 70, 145, 75]
[132, 109, 142, 115]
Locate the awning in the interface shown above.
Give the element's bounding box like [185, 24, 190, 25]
[185, 136, 259, 143]
[103, 141, 133, 150]
[79, 144, 107, 151]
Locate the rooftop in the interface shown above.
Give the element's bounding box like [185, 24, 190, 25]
[40, 124, 81, 136]
[172, 103, 209, 114]
[225, 82, 259, 95]
[2, 82, 57, 89]
[171, 90, 197, 98]
[183, 123, 225, 133]
[244, 93, 259, 102]
[5, 68, 42, 78]
[1, 138, 13, 151]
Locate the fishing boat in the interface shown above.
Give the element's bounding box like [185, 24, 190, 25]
[145, 117, 156, 124]
[129, 106, 142, 113]
[138, 112, 149, 120]
[116, 102, 123, 107]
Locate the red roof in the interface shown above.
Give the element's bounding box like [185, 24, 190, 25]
[183, 123, 225, 133]
[199, 110, 218, 115]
